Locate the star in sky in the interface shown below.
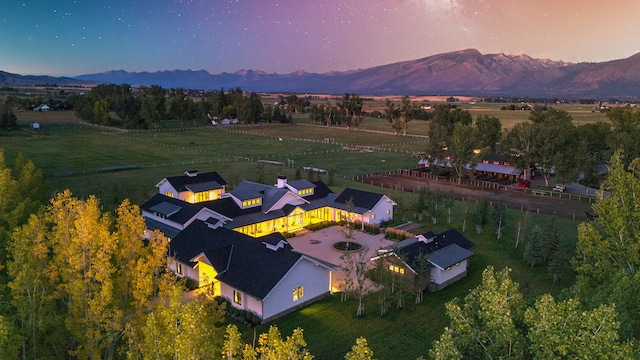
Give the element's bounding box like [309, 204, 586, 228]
[1, 0, 639, 76]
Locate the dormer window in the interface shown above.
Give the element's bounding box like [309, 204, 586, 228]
[298, 188, 313, 195]
[242, 198, 261, 208]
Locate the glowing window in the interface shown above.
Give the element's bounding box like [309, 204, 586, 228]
[176, 262, 182, 275]
[386, 210, 391, 215]
[233, 290, 242, 305]
[371, 214, 376, 220]
[298, 188, 312, 195]
[242, 198, 261, 207]
[195, 191, 209, 202]
[164, 191, 174, 198]
[446, 267, 451, 271]
[293, 286, 304, 301]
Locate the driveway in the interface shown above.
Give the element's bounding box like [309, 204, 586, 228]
[287, 226, 394, 292]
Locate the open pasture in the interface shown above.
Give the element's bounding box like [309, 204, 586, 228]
[5, 111, 422, 209]
[335, 98, 610, 131]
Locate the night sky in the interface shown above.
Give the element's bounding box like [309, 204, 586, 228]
[2, 0, 639, 76]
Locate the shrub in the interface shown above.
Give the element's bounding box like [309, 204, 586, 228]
[304, 221, 338, 231]
[384, 227, 413, 241]
[363, 223, 380, 235]
[184, 277, 199, 290]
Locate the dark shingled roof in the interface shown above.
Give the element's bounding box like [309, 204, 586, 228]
[163, 171, 227, 192]
[171, 220, 327, 300]
[427, 244, 474, 269]
[141, 193, 205, 225]
[287, 179, 316, 191]
[334, 187, 384, 210]
[393, 229, 475, 271]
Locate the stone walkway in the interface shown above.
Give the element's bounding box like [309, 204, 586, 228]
[287, 226, 394, 292]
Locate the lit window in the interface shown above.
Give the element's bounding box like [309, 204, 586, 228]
[233, 290, 242, 305]
[176, 262, 182, 275]
[456, 262, 460, 267]
[388, 264, 394, 271]
[400, 268, 405, 274]
[242, 198, 260, 207]
[195, 191, 208, 202]
[164, 191, 174, 198]
[386, 210, 390, 215]
[371, 214, 376, 220]
[293, 286, 304, 301]
[446, 267, 451, 271]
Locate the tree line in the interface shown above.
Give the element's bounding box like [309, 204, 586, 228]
[72, 84, 272, 129]
[420, 104, 640, 188]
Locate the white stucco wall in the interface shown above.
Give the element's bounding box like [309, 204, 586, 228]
[219, 258, 331, 320]
[261, 258, 331, 320]
[220, 283, 264, 318]
[430, 259, 468, 285]
[167, 258, 198, 282]
[369, 197, 395, 224]
[157, 182, 178, 198]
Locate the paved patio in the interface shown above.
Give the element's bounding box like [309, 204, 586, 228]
[287, 226, 394, 292]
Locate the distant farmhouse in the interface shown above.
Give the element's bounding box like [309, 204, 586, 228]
[141, 170, 396, 320]
[34, 104, 50, 112]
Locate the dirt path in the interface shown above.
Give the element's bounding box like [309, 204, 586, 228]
[362, 173, 595, 221]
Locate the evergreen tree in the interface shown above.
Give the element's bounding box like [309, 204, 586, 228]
[473, 196, 490, 234]
[547, 235, 573, 283]
[543, 216, 560, 262]
[523, 224, 544, 267]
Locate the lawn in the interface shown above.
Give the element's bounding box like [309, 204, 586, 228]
[4, 109, 583, 358]
[251, 203, 578, 359]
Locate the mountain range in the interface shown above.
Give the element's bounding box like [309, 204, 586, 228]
[4, 49, 640, 98]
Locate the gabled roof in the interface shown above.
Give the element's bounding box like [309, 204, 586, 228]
[427, 244, 474, 270]
[286, 179, 316, 191]
[149, 201, 182, 217]
[184, 180, 224, 193]
[387, 229, 475, 271]
[229, 189, 263, 201]
[474, 162, 523, 176]
[143, 216, 182, 239]
[261, 187, 292, 212]
[334, 188, 384, 210]
[172, 220, 332, 300]
[141, 193, 206, 225]
[158, 171, 227, 192]
[307, 181, 334, 200]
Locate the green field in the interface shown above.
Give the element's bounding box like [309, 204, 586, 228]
[3, 107, 587, 358]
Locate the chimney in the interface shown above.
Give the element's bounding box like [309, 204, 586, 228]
[276, 175, 287, 188]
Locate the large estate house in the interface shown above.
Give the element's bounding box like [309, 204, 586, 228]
[169, 220, 335, 321]
[141, 170, 397, 320]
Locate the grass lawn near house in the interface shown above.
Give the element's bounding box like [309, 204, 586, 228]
[7, 110, 582, 358]
[248, 204, 579, 359]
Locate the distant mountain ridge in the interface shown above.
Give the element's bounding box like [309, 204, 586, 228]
[0, 71, 100, 87]
[3, 49, 640, 98]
